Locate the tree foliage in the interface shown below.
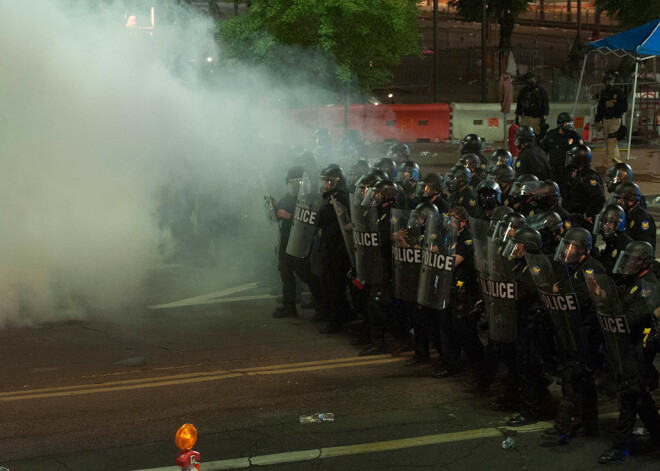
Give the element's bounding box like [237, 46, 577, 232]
[217, 0, 421, 95]
[596, 0, 660, 30]
[448, 0, 532, 50]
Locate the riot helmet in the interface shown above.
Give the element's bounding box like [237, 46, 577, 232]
[374, 157, 398, 181]
[515, 125, 535, 146]
[502, 227, 543, 259]
[460, 134, 483, 154]
[536, 180, 561, 211]
[554, 228, 592, 264]
[362, 179, 398, 207]
[606, 163, 633, 193]
[514, 173, 540, 183]
[595, 204, 625, 239]
[387, 143, 411, 164]
[312, 128, 332, 147]
[488, 205, 515, 233]
[458, 153, 481, 173]
[488, 164, 515, 190]
[603, 70, 618, 86]
[397, 160, 420, 184]
[347, 159, 371, 188]
[297, 150, 318, 175]
[476, 180, 502, 211]
[486, 149, 513, 173]
[557, 112, 574, 131]
[565, 144, 592, 170]
[354, 172, 383, 205]
[407, 201, 440, 235]
[418, 172, 445, 202]
[445, 166, 472, 193]
[319, 165, 346, 196]
[613, 182, 642, 209]
[286, 165, 305, 195]
[527, 211, 564, 254]
[493, 212, 527, 244]
[613, 241, 656, 275]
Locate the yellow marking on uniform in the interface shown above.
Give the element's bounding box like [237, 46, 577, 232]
[0, 356, 406, 402]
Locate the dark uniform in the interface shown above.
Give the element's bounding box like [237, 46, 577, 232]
[563, 169, 606, 229]
[540, 127, 583, 189]
[515, 143, 551, 180]
[275, 193, 322, 312]
[593, 232, 633, 276]
[437, 226, 484, 376]
[317, 189, 353, 330]
[625, 205, 657, 250]
[448, 187, 477, 215]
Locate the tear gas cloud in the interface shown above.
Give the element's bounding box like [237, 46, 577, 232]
[0, 1, 332, 325]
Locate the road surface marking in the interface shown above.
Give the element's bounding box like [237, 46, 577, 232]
[148, 282, 259, 309]
[135, 413, 622, 471]
[0, 355, 405, 402]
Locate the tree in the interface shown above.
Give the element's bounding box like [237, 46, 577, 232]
[217, 0, 421, 99]
[448, 0, 532, 51]
[596, 0, 660, 29]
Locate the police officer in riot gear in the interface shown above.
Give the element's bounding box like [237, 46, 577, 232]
[489, 164, 515, 205]
[540, 112, 584, 189]
[614, 182, 657, 250]
[347, 159, 371, 193]
[562, 144, 606, 230]
[446, 166, 477, 214]
[541, 228, 606, 444]
[397, 160, 421, 208]
[387, 143, 411, 166]
[589, 241, 660, 463]
[458, 153, 483, 188]
[417, 173, 449, 214]
[317, 165, 354, 333]
[537, 180, 572, 226]
[486, 149, 513, 174]
[373, 157, 398, 181]
[502, 227, 551, 426]
[514, 126, 551, 180]
[273, 166, 323, 318]
[435, 206, 485, 378]
[528, 211, 566, 256]
[605, 162, 633, 194]
[515, 73, 550, 136]
[474, 180, 502, 219]
[595, 70, 628, 167]
[591, 204, 633, 276]
[460, 134, 483, 156]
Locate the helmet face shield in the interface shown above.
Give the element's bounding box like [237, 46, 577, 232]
[445, 173, 458, 192]
[361, 187, 383, 207]
[288, 178, 303, 195]
[492, 221, 519, 244]
[319, 176, 337, 194]
[612, 251, 644, 275]
[479, 191, 499, 210]
[554, 239, 586, 264]
[502, 239, 527, 259]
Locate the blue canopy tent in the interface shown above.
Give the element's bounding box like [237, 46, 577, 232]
[572, 19, 660, 160]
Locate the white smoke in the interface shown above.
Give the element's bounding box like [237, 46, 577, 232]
[0, 1, 328, 325]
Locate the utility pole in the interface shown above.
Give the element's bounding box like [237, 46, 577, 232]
[481, 0, 487, 103]
[576, 0, 582, 37]
[433, 0, 439, 102]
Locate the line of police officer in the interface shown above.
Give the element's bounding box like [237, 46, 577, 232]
[273, 126, 659, 464]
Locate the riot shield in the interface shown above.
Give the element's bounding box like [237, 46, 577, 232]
[525, 252, 582, 353]
[469, 217, 490, 276]
[584, 273, 638, 380]
[351, 197, 383, 285]
[332, 195, 356, 267]
[286, 173, 322, 258]
[482, 240, 518, 343]
[391, 208, 421, 302]
[417, 212, 456, 310]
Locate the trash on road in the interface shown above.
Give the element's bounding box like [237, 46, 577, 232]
[299, 413, 335, 424]
[501, 437, 515, 449]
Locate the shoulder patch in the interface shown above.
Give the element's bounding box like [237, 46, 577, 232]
[641, 220, 650, 231]
[641, 287, 651, 298]
[574, 271, 579, 280]
[469, 198, 476, 207]
[515, 160, 521, 168]
[504, 199, 509, 206]
[630, 285, 638, 295]
[529, 210, 535, 216]
[459, 196, 464, 203]
[533, 265, 541, 274]
[612, 249, 617, 258]
[589, 179, 597, 186]
[630, 220, 635, 228]
[578, 139, 584, 145]
[464, 239, 473, 246]
[585, 268, 594, 275]
[568, 138, 573, 145]
[565, 221, 571, 229]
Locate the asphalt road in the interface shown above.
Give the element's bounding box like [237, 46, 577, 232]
[3, 250, 660, 471]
